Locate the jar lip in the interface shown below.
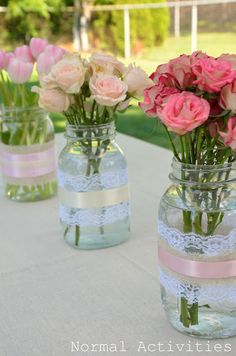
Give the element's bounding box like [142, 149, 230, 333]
[1, 105, 46, 115]
[66, 122, 115, 130]
[172, 156, 236, 170]
[0, 105, 48, 122]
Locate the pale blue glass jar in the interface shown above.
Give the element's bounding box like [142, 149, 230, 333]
[58, 122, 130, 249]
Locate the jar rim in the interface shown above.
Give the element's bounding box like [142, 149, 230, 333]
[172, 156, 236, 171]
[0, 105, 48, 122]
[66, 121, 115, 130]
[1, 105, 46, 114]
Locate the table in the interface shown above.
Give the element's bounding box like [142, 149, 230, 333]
[0, 133, 235, 356]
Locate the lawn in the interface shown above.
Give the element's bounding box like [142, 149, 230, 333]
[127, 32, 236, 73]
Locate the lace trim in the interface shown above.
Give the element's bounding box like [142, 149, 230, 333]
[58, 168, 128, 192]
[160, 268, 236, 304]
[59, 201, 129, 227]
[158, 221, 236, 256]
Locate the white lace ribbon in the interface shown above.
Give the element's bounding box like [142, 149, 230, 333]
[158, 221, 236, 256]
[59, 201, 129, 227]
[58, 168, 129, 226]
[160, 268, 236, 304]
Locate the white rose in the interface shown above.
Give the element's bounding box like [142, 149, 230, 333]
[50, 53, 87, 93]
[89, 74, 128, 107]
[90, 52, 125, 76]
[123, 64, 153, 97]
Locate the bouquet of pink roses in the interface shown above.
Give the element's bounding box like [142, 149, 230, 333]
[140, 51, 236, 163]
[33, 51, 152, 123]
[140, 52, 236, 330]
[33, 51, 152, 173]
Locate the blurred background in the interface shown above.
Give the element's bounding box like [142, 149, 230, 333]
[1, 0, 236, 148]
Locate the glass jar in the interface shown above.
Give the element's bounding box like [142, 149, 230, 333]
[158, 158, 236, 338]
[0, 106, 57, 201]
[58, 122, 130, 250]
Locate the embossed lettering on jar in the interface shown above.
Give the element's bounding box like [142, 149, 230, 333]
[58, 122, 130, 249]
[158, 159, 236, 338]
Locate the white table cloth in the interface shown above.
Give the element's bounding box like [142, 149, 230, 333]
[0, 133, 235, 356]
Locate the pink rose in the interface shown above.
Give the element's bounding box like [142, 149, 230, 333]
[49, 54, 87, 93]
[219, 80, 236, 113]
[14, 45, 34, 63]
[190, 51, 209, 65]
[218, 54, 236, 70]
[208, 98, 223, 116]
[150, 63, 169, 84]
[29, 38, 48, 59]
[219, 117, 236, 150]
[139, 74, 179, 116]
[123, 64, 153, 96]
[166, 54, 195, 89]
[192, 58, 236, 93]
[159, 92, 210, 135]
[7, 57, 33, 84]
[0, 51, 13, 70]
[89, 74, 128, 107]
[32, 86, 71, 113]
[90, 52, 125, 76]
[208, 121, 220, 138]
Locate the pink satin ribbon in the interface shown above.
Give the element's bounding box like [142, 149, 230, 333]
[158, 245, 236, 279]
[1, 146, 56, 178]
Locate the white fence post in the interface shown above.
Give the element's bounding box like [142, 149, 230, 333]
[191, 4, 198, 52]
[124, 8, 131, 59]
[174, 3, 180, 37]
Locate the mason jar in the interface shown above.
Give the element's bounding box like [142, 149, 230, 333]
[58, 122, 130, 250]
[0, 106, 57, 202]
[158, 158, 236, 338]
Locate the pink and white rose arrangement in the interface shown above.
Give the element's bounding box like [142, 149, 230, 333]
[33, 52, 151, 125]
[140, 51, 236, 164]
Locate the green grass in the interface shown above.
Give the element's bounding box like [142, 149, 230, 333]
[126, 32, 236, 73]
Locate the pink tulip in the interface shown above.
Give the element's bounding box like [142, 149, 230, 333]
[0, 51, 13, 70]
[7, 57, 33, 84]
[36, 45, 67, 76]
[14, 45, 34, 63]
[36, 53, 55, 76]
[29, 38, 48, 59]
[219, 117, 236, 150]
[43, 45, 67, 63]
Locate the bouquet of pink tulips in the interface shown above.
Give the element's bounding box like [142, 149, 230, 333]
[0, 38, 67, 146]
[0, 38, 66, 109]
[0, 38, 66, 200]
[140, 51, 236, 328]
